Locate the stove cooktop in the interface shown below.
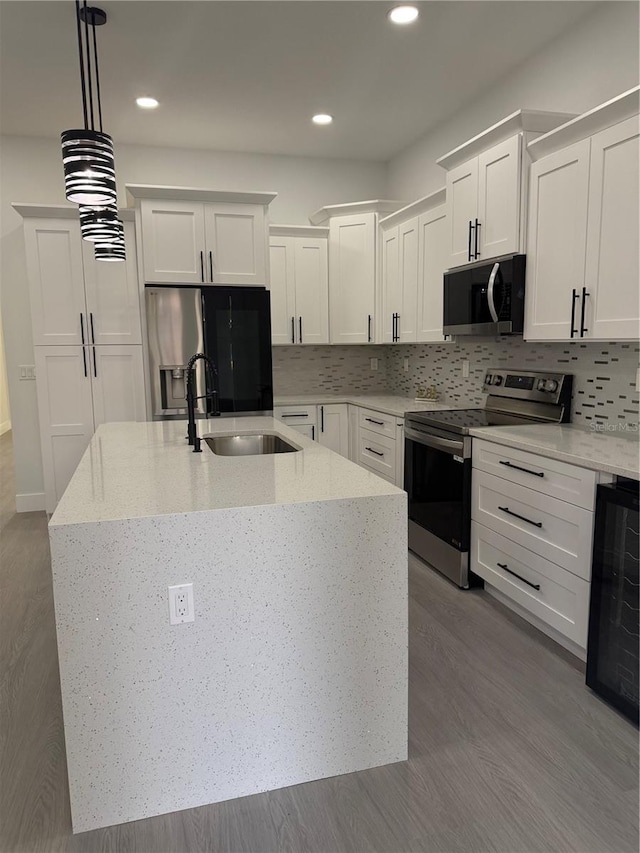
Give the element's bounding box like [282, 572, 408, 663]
[405, 408, 539, 435]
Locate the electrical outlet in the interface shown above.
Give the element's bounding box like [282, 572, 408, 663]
[636, 367, 640, 392]
[370, 357, 379, 371]
[168, 583, 194, 625]
[403, 357, 409, 373]
[19, 365, 36, 381]
[462, 359, 470, 379]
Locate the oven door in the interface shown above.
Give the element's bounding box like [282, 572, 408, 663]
[404, 424, 471, 552]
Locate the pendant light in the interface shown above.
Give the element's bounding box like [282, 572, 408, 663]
[79, 200, 119, 242]
[94, 218, 126, 262]
[61, 3, 120, 215]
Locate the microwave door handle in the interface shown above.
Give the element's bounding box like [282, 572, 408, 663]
[487, 262, 500, 323]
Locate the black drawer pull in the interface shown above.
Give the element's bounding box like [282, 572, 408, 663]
[497, 562, 541, 591]
[365, 418, 384, 426]
[280, 413, 309, 418]
[499, 460, 544, 478]
[365, 447, 384, 457]
[498, 506, 543, 528]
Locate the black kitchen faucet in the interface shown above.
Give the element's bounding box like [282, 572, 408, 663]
[185, 353, 220, 452]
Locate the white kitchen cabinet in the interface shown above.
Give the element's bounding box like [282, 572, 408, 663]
[130, 187, 276, 287]
[379, 190, 448, 344]
[525, 88, 640, 342]
[269, 226, 329, 345]
[309, 200, 403, 345]
[437, 110, 575, 269]
[23, 218, 87, 346]
[317, 403, 349, 457]
[35, 344, 146, 512]
[274, 404, 318, 441]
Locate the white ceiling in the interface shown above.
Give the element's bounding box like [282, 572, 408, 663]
[0, 1, 597, 161]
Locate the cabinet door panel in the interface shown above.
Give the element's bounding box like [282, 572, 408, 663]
[91, 346, 146, 427]
[317, 404, 349, 457]
[295, 237, 329, 345]
[329, 214, 376, 344]
[140, 200, 205, 284]
[269, 237, 296, 345]
[380, 225, 399, 344]
[445, 158, 478, 268]
[417, 204, 448, 342]
[586, 116, 640, 340]
[25, 219, 87, 346]
[477, 135, 521, 260]
[34, 346, 94, 512]
[83, 222, 142, 345]
[398, 216, 419, 343]
[524, 140, 591, 341]
[204, 204, 266, 286]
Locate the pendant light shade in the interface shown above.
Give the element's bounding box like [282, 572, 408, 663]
[94, 218, 126, 262]
[79, 199, 119, 242]
[62, 129, 116, 206]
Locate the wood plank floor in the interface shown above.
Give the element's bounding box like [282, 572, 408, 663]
[0, 428, 637, 853]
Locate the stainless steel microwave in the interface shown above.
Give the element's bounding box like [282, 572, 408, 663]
[443, 254, 526, 336]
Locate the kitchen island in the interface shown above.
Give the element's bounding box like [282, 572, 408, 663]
[49, 418, 408, 833]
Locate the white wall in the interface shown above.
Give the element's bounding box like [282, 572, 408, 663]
[0, 136, 386, 506]
[0, 306, 10, 436]
[387, 2, 640, 199]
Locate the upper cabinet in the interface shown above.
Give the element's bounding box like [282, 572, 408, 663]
[437, 110, 575, 270]
[379, 190, 449, 344]
[525, 88, 639, 342]
[18, 209, 142, 347]
[128, 185, 276, 287]
[309, 200, 404, 345]
[269, 225, 329, 345]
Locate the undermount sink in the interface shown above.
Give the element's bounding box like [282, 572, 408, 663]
[205, 433, 300, 457]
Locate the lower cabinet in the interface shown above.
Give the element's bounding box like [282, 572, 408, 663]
[470, 438, 609, 656]
[274, 405, 318, 441]
[317, 404, 349, 457]
[35, 345, 146, 513]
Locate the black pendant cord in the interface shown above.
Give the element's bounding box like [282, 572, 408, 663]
[91, 15, 103, 132]
[75, 0, 88, 129]
[83, 0, 95, 131]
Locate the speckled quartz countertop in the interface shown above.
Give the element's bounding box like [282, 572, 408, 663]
[50, 417, 403, 527]
[274, 394, 452, 417]
[470, 423, 639, 480]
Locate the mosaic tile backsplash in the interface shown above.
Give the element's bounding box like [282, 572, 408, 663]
[273, 340, 639, 426]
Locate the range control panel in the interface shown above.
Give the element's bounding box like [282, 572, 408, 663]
[483, 369, 572, 406]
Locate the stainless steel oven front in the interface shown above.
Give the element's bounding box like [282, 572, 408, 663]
[404, 419, 473, 588]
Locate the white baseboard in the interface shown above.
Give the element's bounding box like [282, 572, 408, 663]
[15, 492, 46, 513]
[0, 420, 11, 436]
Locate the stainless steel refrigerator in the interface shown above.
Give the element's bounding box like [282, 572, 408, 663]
[146, 286, 273, 420]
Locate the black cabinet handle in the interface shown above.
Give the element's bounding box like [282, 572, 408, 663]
[299, 316, 303, 344]
[81, 346, 87, 378]
[396, 313, 400, 341]
[281, 413, 308, 418]
[312, 425, 315, 441]
[80, 313, 85, 345]
[209, 251, 214, 283]
[474, 218, 480, 259]
[391, 313, 395, 342]
[89, 312, 95, 345]
[468, 221, 473, 262]
[367, 314, 372, 342]
[497, 562, 541, 591]
[580, 286, 589, 337]
[498, 506, 542, 528]
[320, 405, 324, 432]
[291, 316, 295, 344]
[499, 460, 544, 478]
[366, 446, 384, 457]
[92, 346, 97, 378]
[365, 417, 384, 426]
[200, 251, 204, 283]
[570, 288, 579, 338]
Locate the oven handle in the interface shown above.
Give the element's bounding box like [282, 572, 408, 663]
[487, 262, 500, 323]
[405, 425, 465, 456]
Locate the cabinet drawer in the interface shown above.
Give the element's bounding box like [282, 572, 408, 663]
[358, 428, 396, 480]
[274, 405, 317, 426]
[473, 439, 597, 509]
[358, 408, 396, 438]
[471, 522, 589, 648]
[471, 470, 594, 580]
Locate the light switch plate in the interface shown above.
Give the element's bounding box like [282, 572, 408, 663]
[462, 359, 470, 379]
[19, 365, 36, 380]
[370, 357, 378, 371]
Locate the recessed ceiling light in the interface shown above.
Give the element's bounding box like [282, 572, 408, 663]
[312, 114, 333, 125]
[388, 5, 419, 24]
[136, 97, 159, 109]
